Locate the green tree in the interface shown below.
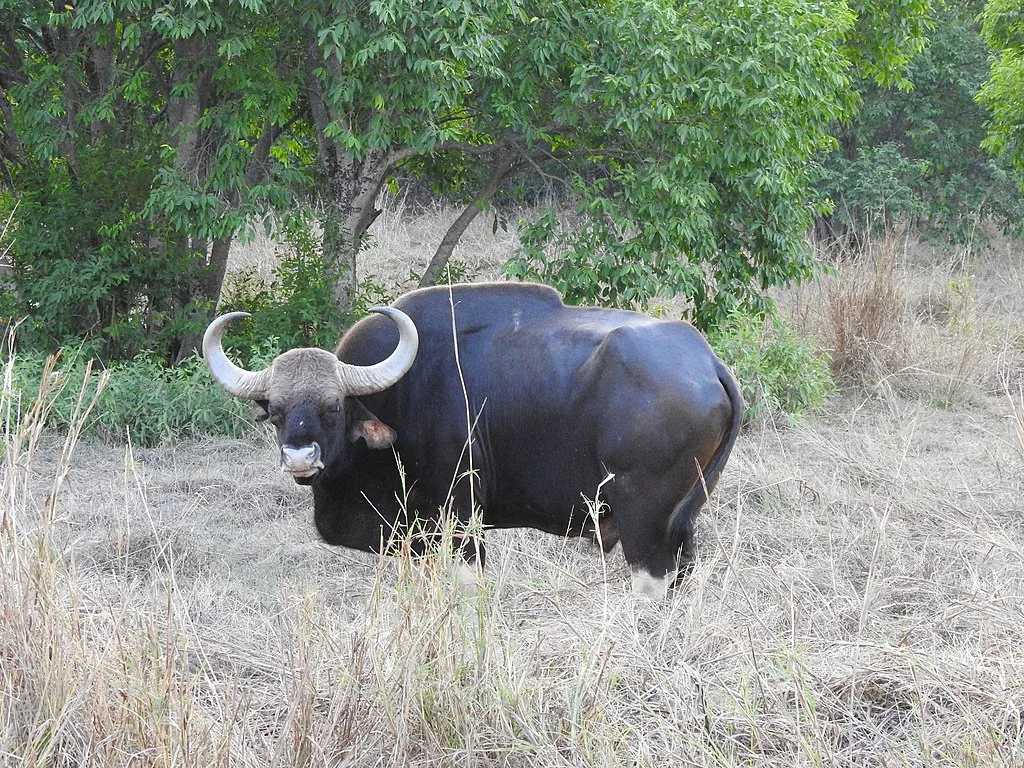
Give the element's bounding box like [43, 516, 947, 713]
[290, 0, 529, 311]
[821, 0, 1023, 243]
[1, 0, 936, 358]
[298, 0, 934, 329]
[978, 0, 1024, 176]
[0, 0, 299, 359]
[505, 0, 860, 327]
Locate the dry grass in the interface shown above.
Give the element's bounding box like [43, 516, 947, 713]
[820, 240, 907, 385]
[3, 212, 1024, 766]
[5, 369, 1024, 765]
[789, 227, 1024, 411]
[227, 194, 518, 292]
[1008, 378, 1024, 459]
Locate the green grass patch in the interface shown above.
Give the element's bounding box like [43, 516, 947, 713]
[5, 349, 254, 446]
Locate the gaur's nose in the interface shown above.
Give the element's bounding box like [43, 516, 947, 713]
[281, 443, 323, 475]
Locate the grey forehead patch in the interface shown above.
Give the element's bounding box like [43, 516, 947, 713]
[268, 349, 345, 406]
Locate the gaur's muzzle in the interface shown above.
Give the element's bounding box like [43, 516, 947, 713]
[281, 443, 323, 477]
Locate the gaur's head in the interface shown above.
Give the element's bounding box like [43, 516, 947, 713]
[203, 309, 418, 484]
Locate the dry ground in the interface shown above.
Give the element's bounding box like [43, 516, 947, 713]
[2, 207, 1024, 766]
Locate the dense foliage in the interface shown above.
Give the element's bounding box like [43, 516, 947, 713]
[708, 312, 834, 424]
[978, 0, 1024, 175]
[822, 0, 1024, 242]
[0, 0, 936, 360]
[0, 0, 303, 359]
[504, 1, 860, 326]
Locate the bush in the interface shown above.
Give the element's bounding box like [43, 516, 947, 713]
[5, 347, 254, 447]
[709, 312, 834, 424]
[0, 146, 208, 361]
[219, 215, 346, 362]
[821, 247, 906, 384]
[818, 143, 928, 234]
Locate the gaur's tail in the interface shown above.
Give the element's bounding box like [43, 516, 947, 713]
[667, 360, 744, 550]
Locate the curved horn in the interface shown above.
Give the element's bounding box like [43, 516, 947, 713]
[338, 307, 419, 396]
[202, 312, 272, 400]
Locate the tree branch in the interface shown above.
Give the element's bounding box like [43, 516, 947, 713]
[418, 149, 522, 288]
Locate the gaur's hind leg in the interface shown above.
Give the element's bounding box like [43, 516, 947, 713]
[585, 515, 621, 553]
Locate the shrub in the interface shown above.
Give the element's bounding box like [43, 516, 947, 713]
[219, 213, 414, 366]
[821, 246, 906, 384]
[219, 215, 346, 362]
[818, 143, 927, 235]
[0, 147, 207, 361]
[708, 312, 834, 424]
[5, 346, 253, 447]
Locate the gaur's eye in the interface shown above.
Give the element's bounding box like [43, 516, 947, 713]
[253, 400, 271, 423]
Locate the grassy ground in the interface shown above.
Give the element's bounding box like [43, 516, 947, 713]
[3, 209, 1024, 766]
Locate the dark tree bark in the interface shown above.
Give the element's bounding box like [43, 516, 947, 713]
[172, 120, 279, 363]
[320, 152, 389, 316]
[0, 85, 23, 185]
[305, 38, 396, 317]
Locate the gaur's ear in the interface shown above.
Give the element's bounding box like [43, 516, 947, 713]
[252, 400, 270, 423]
[347, 398, 397, 449]
[349, 419, 397, 449]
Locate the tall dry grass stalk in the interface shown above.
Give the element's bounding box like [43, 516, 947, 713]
[821, 239, 907, 386]
[1008, 378, 1024, 458]
[0, 344, 234, 765]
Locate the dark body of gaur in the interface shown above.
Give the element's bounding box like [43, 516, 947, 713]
[204, 282, 743, 598]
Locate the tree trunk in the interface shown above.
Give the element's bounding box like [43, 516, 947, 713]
[170, 118, 277, 363]
[0, 85, 24, 184]
[85, 33, 114, 146]
[321, 203, 357, 316]
[418, 153, 519, 288]
[319, 153, 388, 318]
[164, 37, 213, 361]
[305, 39, 394, 319]
[205, 235, 233, 302]
[173, 235, 235, 364]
